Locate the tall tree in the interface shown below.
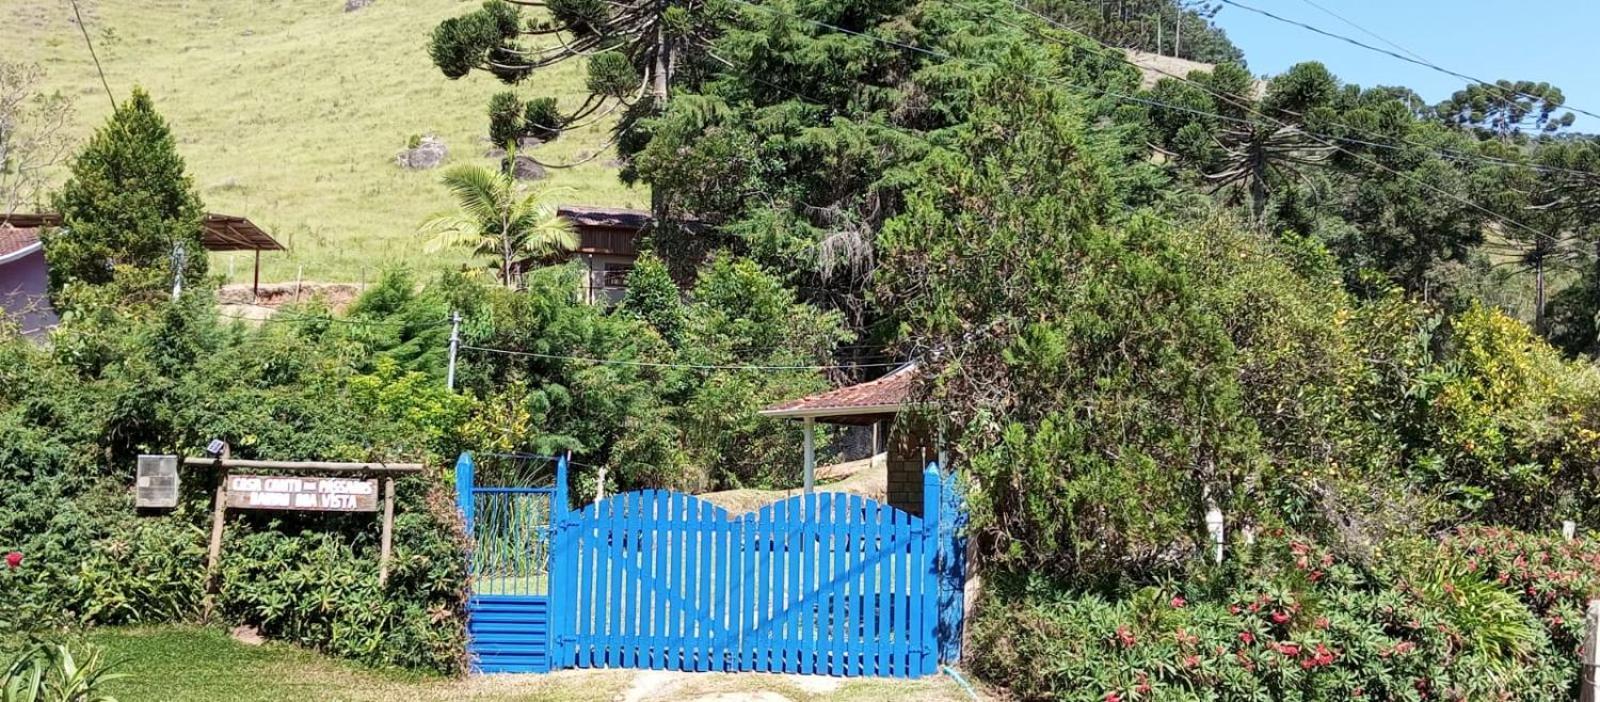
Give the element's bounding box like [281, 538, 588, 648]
[1206, 122, 1333, 223]
[0, 62, 74, 217]
[428, 0, 718, 178]
[44, 88, 205, 304]
[418, 162, 577, 286]
[1435, 80, 1575, 141]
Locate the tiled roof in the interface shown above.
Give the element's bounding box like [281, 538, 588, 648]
[557, 205, 652, 231]
[759, 364, 916, 422]
[0, 225, 42, 261]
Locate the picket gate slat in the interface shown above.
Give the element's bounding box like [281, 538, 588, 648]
[894, 507, 911, 678]
[798, 492, 816, 676]
[870, 502, 883, 678]
[686, 496, 703, 671]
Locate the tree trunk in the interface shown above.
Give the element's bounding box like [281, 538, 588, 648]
[1174, 11, 1182, 58]
[1535, 257, 1547, 336]
[1249, 177, 1268, 226]
[649, 15, 671, 225]
[502, 219, 515, 287]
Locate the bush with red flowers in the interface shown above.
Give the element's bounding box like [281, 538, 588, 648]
[971, 532, 1575, 701]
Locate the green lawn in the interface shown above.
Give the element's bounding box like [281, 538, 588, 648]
[11, 0, 645, 284]
[80, 626, 984, 701]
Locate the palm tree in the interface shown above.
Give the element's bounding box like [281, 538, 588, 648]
[419, 161, 576, 286]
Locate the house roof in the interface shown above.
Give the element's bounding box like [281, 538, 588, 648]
[0, 225, 43, 264]
[557, 205, 652, 231]
[759, 363, 917, 424]
[0, 213, 284, 252]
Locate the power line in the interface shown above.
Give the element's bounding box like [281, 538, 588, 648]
[461, 343, 906, 371]
[731, 0, 1563, 249]
[1215, 0, 1600, 125]
[217, 309, 450, 328]
[67, 0, 116, 111]
[1003, 0, 1600, 180]
[1291, 0, 1428, 64]
[984, 0, 1568, 248]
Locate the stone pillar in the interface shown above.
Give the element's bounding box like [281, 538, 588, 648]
[886, 418, 935, 515]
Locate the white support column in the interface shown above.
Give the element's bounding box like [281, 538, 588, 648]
[803, 417, 816, 494]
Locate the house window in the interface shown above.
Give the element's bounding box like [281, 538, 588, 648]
[602, 263, 633, 289]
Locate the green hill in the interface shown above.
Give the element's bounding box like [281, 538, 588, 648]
[11, 0, 644, 284]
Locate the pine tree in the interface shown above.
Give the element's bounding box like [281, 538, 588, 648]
[44, 88, 206, 304]
[621, 252, 684, 343]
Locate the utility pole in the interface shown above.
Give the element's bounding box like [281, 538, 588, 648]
[170, 242, 186, 301]
[446, 311, 462, 391]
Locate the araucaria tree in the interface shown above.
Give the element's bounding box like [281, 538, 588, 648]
[44, 88, 205, 305]
[428, 0, 716, 173]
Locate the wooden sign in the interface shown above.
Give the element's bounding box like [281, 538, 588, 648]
[225, 474, 379, 512]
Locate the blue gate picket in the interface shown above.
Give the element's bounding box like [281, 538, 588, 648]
[462, 453, 962, 679]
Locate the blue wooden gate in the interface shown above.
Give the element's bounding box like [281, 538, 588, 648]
[459, 453, 965, 678]
[458, 453, 565, 673]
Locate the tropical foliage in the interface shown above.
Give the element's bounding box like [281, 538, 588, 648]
[419, 162, 576, 285]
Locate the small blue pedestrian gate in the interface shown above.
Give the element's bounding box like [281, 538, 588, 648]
[457, 452, 966, 678]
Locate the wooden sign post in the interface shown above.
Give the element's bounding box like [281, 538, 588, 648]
[185, 457, 424, 620]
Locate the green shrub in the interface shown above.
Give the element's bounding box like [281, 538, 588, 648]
[970, 531, 1575, 701]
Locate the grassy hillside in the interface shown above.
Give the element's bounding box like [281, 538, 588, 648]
[10, 0, 644, 284]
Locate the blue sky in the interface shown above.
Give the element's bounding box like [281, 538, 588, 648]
[1211, 0, 1600, 130]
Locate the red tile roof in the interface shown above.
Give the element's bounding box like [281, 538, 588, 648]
[0, 225, 42, 261]
[759, 364, 916, 423]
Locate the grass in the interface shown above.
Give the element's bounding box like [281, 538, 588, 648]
[9, 0, 646, 284]
[77, 626, 982, 701]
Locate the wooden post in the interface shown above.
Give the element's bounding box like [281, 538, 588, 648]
[803, 416, 816, 494]
[252, 249, 261, 299]
[203, 448, 231, 621]
[1583, 599, 1600, 702]
[378, 477, 396, 586]
[293, 265, 303, 303]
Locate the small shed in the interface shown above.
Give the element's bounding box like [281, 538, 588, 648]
[0, 212, 285, 296]
[556, 205, 649, 304]
[759, 363, 941, 515]
[0, 213, 284, 335]
[0, 224, 54, 335]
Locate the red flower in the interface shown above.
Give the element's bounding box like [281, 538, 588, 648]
[1238, 631, 1255, 644]
[1314, 617, 1329, 630]
[1116, 627, 1137, 648]
[1170, 596, 1186, 609]
[1104, 693, 1121, 702]
[1270, 611, 1291, 625]
[4, 551, 19, 569]
[1183, 654, 1200, 668]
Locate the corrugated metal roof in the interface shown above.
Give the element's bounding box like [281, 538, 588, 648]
[556, 205, 652, 231]
[0, 213, 284, 252]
